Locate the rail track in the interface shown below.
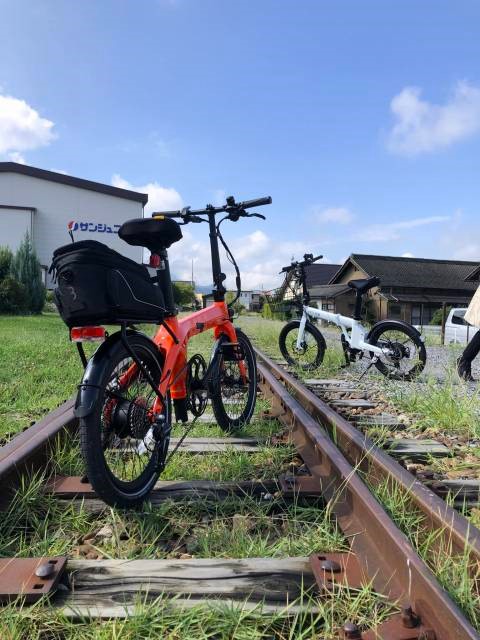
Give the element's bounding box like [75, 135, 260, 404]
[0, 346, 479, 638]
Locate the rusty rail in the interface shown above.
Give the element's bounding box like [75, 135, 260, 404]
[256, 352, 479, 640]
[0, 399, 77, 509]
[254, 347, 480, 569]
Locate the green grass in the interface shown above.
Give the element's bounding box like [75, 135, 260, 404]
[0, 466, 344, 561]
[237, 316, 345, 378]
[371, 477, 480, 630]
[0, 586, 395, 640]
[0, 314, 85, 439]
[381, 366, 480, 440]
[0, 313, 344, 441]
[0, 312, 229, 441]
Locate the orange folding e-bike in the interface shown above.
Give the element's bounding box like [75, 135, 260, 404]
[67, 196, 271, 507]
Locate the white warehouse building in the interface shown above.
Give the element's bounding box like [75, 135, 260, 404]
[0, 162, 147, 286]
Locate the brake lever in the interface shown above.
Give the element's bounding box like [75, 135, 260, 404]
[247, 213, 266, 220]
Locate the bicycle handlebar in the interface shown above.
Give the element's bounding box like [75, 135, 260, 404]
[237, 197, 272, 209]
[280, 253, 323, 273]
[152, 195, 272, 222]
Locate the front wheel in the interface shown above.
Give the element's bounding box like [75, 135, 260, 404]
[368, 322, 426, 380]
[79, 334, 171, 508]
[210, 329, 257, 433]
[279, 320, 326, 370]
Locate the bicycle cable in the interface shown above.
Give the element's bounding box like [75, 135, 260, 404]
[216, 215, 242, 308]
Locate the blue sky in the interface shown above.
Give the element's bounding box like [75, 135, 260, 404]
[1, 0, 480, 288]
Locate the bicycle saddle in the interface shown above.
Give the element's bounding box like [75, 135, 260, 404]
[347, 276, 381, 294]
[119, 216, 183, 253]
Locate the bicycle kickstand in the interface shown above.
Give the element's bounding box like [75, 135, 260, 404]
[356, 356, 378, 382]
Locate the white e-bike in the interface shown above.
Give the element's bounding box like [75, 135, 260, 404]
[278, 254, 426, 380]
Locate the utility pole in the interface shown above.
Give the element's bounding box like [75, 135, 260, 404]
[440, 302, 447, 345]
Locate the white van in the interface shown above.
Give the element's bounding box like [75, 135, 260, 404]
[445, 308, 479, 345]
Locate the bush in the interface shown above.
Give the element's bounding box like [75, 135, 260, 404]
[11, 233, 46, 314]
[430, 306, 451, 326]
[0, 276, 27, 314]
[261, 300, 293, 321]
[0, 246, 13, 281]
[172, 281, 195, 308]
[262, 301, 273, 319]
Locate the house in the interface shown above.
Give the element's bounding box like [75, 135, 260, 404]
[237, 290, 263, 311]
[306, 254, 478, 324]
[202, 290, 263, 311]
[0, 162, 147, 285]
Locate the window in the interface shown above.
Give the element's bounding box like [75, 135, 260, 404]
[452, 310, 467, 326]
[411, 305, 421, 325]
[389, 304, 402, 318]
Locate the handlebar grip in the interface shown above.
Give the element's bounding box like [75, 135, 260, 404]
[312, 255, 323, 263]
[152, 210, 182, 218]
[239, 196, 272, 209]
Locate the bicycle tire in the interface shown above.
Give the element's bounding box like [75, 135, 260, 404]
[79, 334, 171, 508]
[368, 321, 426, 381]
[210, 329, 257, 432]
[279, 320, 326, 370]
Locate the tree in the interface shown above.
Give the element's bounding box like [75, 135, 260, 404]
[0, 276, 27, 314]
[172, 282, 195, 308]
[0, 246, 13, 281]
[11, 232, 46, 313]
[430, 306, 451, 326]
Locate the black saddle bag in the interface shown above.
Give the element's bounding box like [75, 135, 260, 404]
[50, 240, 166, 327]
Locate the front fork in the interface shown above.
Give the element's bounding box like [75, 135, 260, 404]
[296, 311, 309, 350]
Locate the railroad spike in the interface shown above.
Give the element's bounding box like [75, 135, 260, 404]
[320, 558, 342, 573]
[35, 562, 56, 579]
[343, 622, 362, 639]
[401, 604, 421, 628]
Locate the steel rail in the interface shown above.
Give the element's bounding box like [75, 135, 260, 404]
[254, 347, 480, 569]
[0, 399, 77, 509]
[256, 355, 479, 640]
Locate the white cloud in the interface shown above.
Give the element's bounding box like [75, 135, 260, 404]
[0, 94, 55, 158]
[167, 226, 327, 290]
[355, 215, 449, 243]
[7, 151, 26, 164]
[401, 252, 414, 258]
[111, 175, 183, 214]
[387, 82, 480, 155]
[315, 206, 353, 225]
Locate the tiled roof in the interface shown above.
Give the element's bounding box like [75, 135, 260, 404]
[333, 254, 478, 291]
[310, 284, 351, 298]
[305, 263, 341, 287]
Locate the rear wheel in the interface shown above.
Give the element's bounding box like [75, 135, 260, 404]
[210, 329, 257, 432]
[79, 334, 171, 508]
[368, 322, 426, 380]
[279, 320, 326, 370]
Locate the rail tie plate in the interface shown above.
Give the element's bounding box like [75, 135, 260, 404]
[0, 557, 67, 603]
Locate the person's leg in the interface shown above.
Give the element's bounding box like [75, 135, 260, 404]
[457, 329, 480, 380]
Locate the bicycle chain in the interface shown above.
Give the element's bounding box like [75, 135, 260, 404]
[164, 415, 199, 467]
